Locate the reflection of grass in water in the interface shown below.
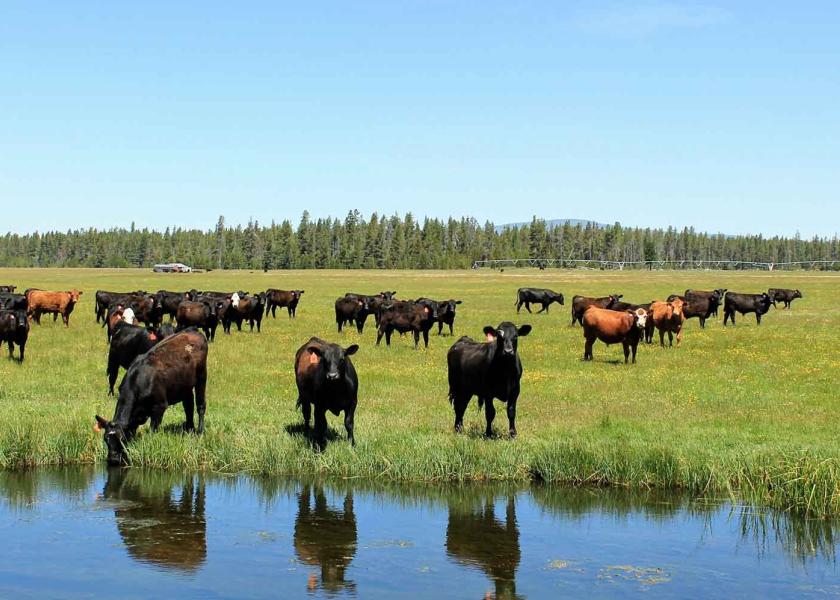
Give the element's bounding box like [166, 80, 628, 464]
[737, 505, 837, 566]
[0, 466, 95, 511]
[1, 268, 839, 516]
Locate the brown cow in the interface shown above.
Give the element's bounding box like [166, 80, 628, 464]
[27, 289, 83, 326]
[571, 294, 622, 326]
[582, 306, 647, 364]
[649, 298, 686, 347]
[265, 289, 305, 318]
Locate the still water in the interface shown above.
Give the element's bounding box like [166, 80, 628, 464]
[0, 468, 837, 599]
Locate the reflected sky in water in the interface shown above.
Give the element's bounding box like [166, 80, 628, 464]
[0, 468, 837, 599]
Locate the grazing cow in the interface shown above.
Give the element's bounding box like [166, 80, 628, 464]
[294, 484, 357, 594]
[570, 294, 622, 326]
[265, 289, 305, 318]
[0, 309, 29, 361]
[27, 289, 83, 326]
[0, 285, 16, 293]
[446, 495, 520, 600]
[106, 321, 176, 395]
[649, 298, 686, 347]
[294, 337, 359, 449]
[417, 297, 463, 336]
[768, 288, 803, 309]
[376, 300, 438, 349]
[95, 329, 208, 465]
[723, 292, 774, 326]
[176, 299, 223, 341]
[0, 292, 27, 312]
[345, 292, 396, 325]
[447, 322, 532, 437]
[582, 307, 647, 364]
[156, 291, 188, 322]
[515, 288, 564, 314]
[95, 290, 146, 324]
[335, 296, 373, 333]
[223, 292, 266, 333]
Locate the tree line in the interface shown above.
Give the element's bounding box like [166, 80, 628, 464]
[1, 212, 837, 270]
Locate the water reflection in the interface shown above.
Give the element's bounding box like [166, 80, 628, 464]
[101, 467, 207, 572]
[0, 467, 94, 511]
[446, 495, 521, 600]
[294, 484, 357, 595]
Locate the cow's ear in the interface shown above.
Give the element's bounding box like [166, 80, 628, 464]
[517, 324, 532, 337]
[483, 326, 496, 339]
[299, 290, 305, 294]
[344, 344, 359, 357]
[94, 415, 108, 432]
[307, 346, 322, 357]
[455, 300, 462, 304]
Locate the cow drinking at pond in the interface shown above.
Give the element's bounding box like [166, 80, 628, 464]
[265, 289, 305, 318]
[0, 309, 29, 361]
[294, 337, 359, 450]
[768, 288, 802, 309]
[515, 288, 564, 314]
[95, 329, 208, 465]
[723, 292, 774, 326]
[447, 322, 532, 438]
[582, 307, 647, 364]
[571, 294, 622, 326]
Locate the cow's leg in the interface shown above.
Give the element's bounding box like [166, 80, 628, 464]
[506, 392, 518, 438]
[699, 317, 706, 328]
[337, 318, 343, 333]
[453, 395, 469, 433]
[667, 331, 673, 347]
[630, 340, 638, 364]
[344, 406, 355, 446]
[438, 321, 443, 336]
[515, 300, 522, 314]
[182, 393, 196, 432]
[584, 337, 594, 361]
[675, 328, 682, 347]
[300, 398, 312, 432]
[537, 302, 547, 313]
[7, 341, 13, 359]
[18, 341, 24, 362]
[195, 369, 207, 434]
[525, 302, 532, 313]
[756, 312, 761, 325]
[150, 404, 166, 432]
[422, 329, 429, 348]
[385, 330, 392, 346]
[659, 329, 666, 347]
[483, 398, 496, 438]
[375, 328, 384, 346]
[107, 350, 119, 396]
[448, 322, 454, 336]
[314, 406, 328, 450]
[623, 341, 630, 364]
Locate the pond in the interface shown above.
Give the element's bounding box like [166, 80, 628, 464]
[0, 468, 837, 598]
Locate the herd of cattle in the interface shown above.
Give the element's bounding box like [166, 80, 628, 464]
[0, 281, 803, 464]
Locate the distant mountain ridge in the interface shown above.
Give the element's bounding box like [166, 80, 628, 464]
[495, 218, 608, 232]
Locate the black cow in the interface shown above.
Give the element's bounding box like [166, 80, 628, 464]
[418, 297, 463, 336]
[345, 292, 396, 326]
[515, 288, 564, 314]
[294, 337, 359, 449]
[0, 309, 29, 361]
[95, 329, 208, 465]
[265, 289, 305, 318]
[723, 292, 774, 326]
[447, 322, 532, 438]
[156, 291, 187, 322]
[376, 300, 438, 349]
[666, 289, 722, 329]
[0, 292, 27, 312]
[570, 294, 622, 326]
[95, 290, 146, 324]
[176, 299, 223, 341]
[106, 321, 176, 395]
[335, 296, 373, 333]
[768, 288, 803, 309]
[223, 292, 265, 333]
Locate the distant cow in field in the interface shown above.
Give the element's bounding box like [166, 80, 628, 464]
[376, 300, 438, 349]
[27, 289, 83, 326]
[417, 297, 463, 336]
[515, 288, 564, 314]
[571, 294, 622, 326]
[666, 290, 721, 329]
[95, 328, 208, 465]
[0, 285, 16, 293]
[447, 322, 532, 437]
[107, 321, 176, 395]
[265, 289, 305, 318]
[95, 290, 146, 324]
[223, 292, 265, 333]
[335, 296, 373, 333]
[723, 292, 774, 326]
[176, 299, 223, 341]
[768, 288, 802, 309]
[582, 307, 647, 364]
[649, 298, 686, 347]
[0, 309, 29, 361]
[345, 292, 396, 325]
[294, 337, 359, 449]
[155, 291, 188, 322]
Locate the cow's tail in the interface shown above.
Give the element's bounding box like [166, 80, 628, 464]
[477, 398, 484, 410]
[447, 389, 455, 405]
[295, 396, 302, 409]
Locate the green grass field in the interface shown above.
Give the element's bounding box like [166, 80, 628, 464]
[0, 268, 838, 516]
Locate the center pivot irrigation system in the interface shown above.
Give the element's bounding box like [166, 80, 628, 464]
[471, 259, 839, 271]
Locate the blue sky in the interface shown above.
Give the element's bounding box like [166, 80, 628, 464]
[1, 2, 837, 237]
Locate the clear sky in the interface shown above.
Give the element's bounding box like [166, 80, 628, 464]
[1, 2, 838, 237]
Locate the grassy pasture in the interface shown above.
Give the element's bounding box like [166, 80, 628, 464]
[0, 268, 838, 516]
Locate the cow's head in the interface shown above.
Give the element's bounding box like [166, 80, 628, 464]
[231, 292, 241, 308]
[379, 291, 397, 300]
[606, 294, 623, 308]
[629, 307, 648, 329]
[483, 322, 531, 357]
[308, 343, 359, 382]
[669, 298, 685, 319]
[417, 299, 439, 320]
[294, 290, 305, 299]
[761, 293, 775, 310]
[552, 293, 565, 305]
[443, 299, 462, 313]
[95, 415, 129, 466]
[794, 289, 803, 299]
[122, 307, 136, 325]
[68, 289, 83, 303]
